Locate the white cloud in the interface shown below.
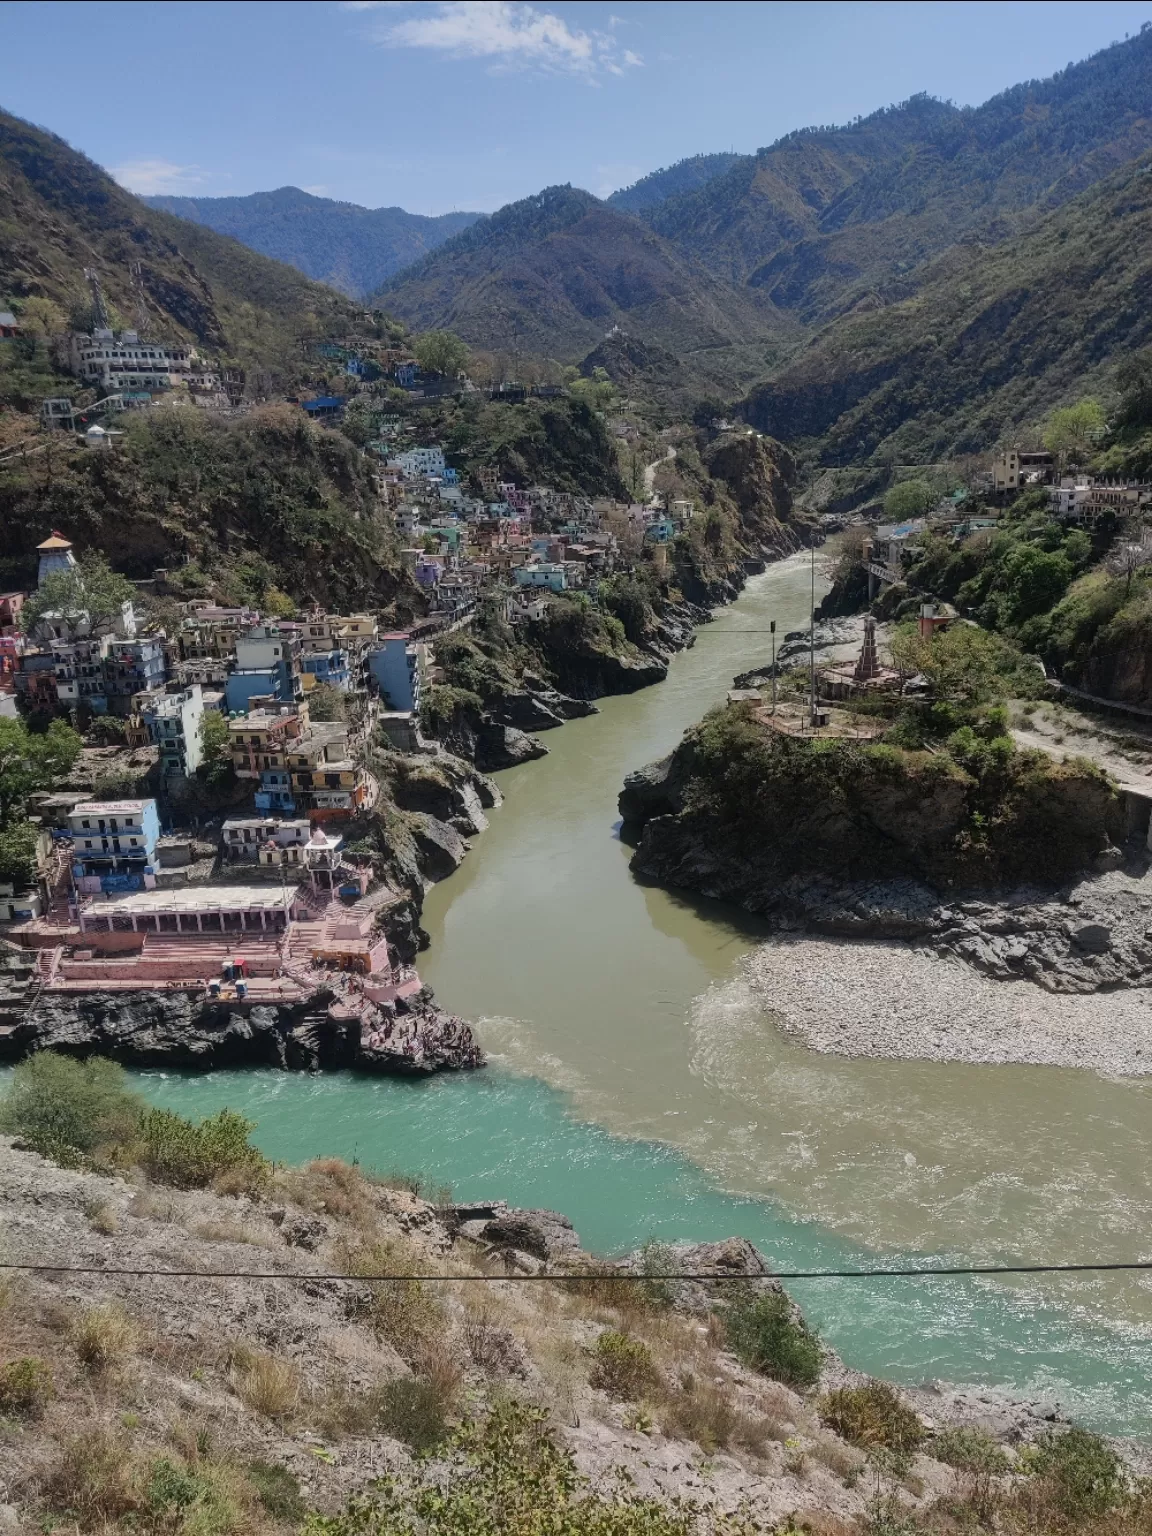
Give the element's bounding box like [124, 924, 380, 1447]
[365, 2, 642, 78]
[301, 184, 331, 196]
[109, 158, 211, 196]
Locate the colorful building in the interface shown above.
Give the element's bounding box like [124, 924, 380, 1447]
[67, 798, 160, 894]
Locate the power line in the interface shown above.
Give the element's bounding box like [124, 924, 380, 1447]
[1, 1260, 1150, 1283]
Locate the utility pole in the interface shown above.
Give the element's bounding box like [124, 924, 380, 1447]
[770, 620, 777, 714]
[809, 541, 817, 725]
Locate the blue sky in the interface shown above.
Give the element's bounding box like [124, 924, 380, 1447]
[6, 1, 1152, 214]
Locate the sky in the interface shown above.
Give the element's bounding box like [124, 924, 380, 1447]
[6, 0, 1152, 215]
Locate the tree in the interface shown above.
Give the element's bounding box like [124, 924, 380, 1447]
[569, 367, 617, 413]
[1107, 537, 1152, 596]
[16, 297, 66, 338]
[1116, 350, 1152, 431]
[0, 717, 82, 826]
[917, 625, 1013, 706]
[1002, 544, 1073, 622]
[20, 554, 136, 634]
[412, 330, 470, 378]
[1043, 399, 1106, 464]
[197, 710, 232, 789]
[0, 822, 39, 887]
[883, 479, 934, 521]
[260, 587, 297, 619]
[307, 683, 347, 723]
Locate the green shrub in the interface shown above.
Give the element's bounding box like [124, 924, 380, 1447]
[933, 1425, 1010, 1474]
[588, 1330, 660, 1400]
[247, 1460, 305, 1521]
[136, 1107, 269, 1192]
[0, 1356, 54, 1418]
[723, 1289, 822, 1389]
[0, 1052, 143, 1161]
[819, 1380, 924, 1455]
[374, 1377, 453, 1452]
[1031, 1426, 1127, 1521]
[304, 1400, 710, 1536]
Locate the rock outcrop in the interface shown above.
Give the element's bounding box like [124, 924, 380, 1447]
[10, 986, 483, 1076]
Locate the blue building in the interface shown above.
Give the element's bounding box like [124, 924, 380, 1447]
[67, 797, 160, 893]
[301, 395, 346, 422]
[368, 632, 422, 712]
[395, 362, 418, 388]
[302, 648, 351, 690]
[225, 668, 286, 714]
[255, 769, 296, 814]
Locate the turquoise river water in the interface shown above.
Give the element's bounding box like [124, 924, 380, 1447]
[136, 554, 1152, 1435]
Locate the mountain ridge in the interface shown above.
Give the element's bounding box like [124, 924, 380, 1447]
[0, 107, 367, 382]
[375, 183, 796, 391]
[144, 185, 482, 299]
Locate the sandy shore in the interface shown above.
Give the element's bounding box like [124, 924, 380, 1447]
[744, 936, 1152, 1076]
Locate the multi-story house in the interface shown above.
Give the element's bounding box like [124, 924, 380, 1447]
[225, 623, 304, 713]
[368, 632, 425, 713]
[67, 797, 160, 894]
[140, 684, 207, 778]
[228, 704, 307, 779]
[301, 649, 351, 692]
[396, 445, 446, 477]
[222, 816, 311, 862]
[103, 636, 166, 716]
[66, 330, 191, 392]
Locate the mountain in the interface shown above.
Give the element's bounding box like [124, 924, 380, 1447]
[0, 108, 366, 379]
[144, 187, 482, 300]
[375, 184, 795, 393]
[741, 153, 1152, 464]
[647, 30, 1152, 323]
[607, 153, 745, 214]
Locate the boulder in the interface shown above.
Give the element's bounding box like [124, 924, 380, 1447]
[409, 814, 468, 882]
[1068, 921, 1112, 953]
[481, 1207, 583, 1263]
[475, 725, 548, 772]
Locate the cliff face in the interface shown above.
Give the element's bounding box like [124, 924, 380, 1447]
[13, 989, 481, 1076]
[621, 706, 1124, 907]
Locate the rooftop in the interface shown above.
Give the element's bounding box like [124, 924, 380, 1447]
[36, 532, 73, 551]
[86, 885, 301, 917]
[71, 799, 154, 816]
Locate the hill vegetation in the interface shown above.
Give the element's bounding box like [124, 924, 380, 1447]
[0, 108, 368, 387]
[742, 152, 1152, 464]
[145, 187, 482, 300]
[375, 185, 792, 393]
[607, 153, 745, 214]
[0, 404, 413, 610]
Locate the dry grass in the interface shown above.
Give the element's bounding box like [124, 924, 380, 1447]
[84, 1198, 119, 1236]
[228, 1347, 301, 1422]
[40, 1427, 142, 1525]
[341, 1238, 445, 1358]
[282, 1157, 377, 1228]
[190, 1219, 265, 1246]
[70, 1302, 137, 1375]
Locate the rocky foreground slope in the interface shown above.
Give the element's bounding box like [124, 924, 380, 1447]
[0, 1136, 1112, 1536]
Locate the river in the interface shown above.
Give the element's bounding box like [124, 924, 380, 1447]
[141, 553, 1152, 1434]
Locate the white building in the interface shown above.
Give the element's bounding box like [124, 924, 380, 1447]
[396, 446, 446, 477]
[140, 684, 207, 778]
[66, 329, 191, 392]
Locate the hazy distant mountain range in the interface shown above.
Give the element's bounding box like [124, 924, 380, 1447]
[144, 187, 482, 299]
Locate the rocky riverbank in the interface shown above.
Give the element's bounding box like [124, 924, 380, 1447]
[6, 984, 482, 1076]
[1, 1132, 1128, 1536]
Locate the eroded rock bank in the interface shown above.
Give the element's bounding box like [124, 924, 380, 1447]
[8, 985, 482, 1076]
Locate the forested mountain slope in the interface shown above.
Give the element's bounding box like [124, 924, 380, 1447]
[0, 109, 365, 378]
[648, 30, 1152, 322]
[376, 184, 794, 391]
[607, 153, 745, 214]
[741, 155, 1152, 464]
[145, 187, 481, 299]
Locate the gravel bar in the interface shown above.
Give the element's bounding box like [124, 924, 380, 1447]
[745, 936, 1152, 1076]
